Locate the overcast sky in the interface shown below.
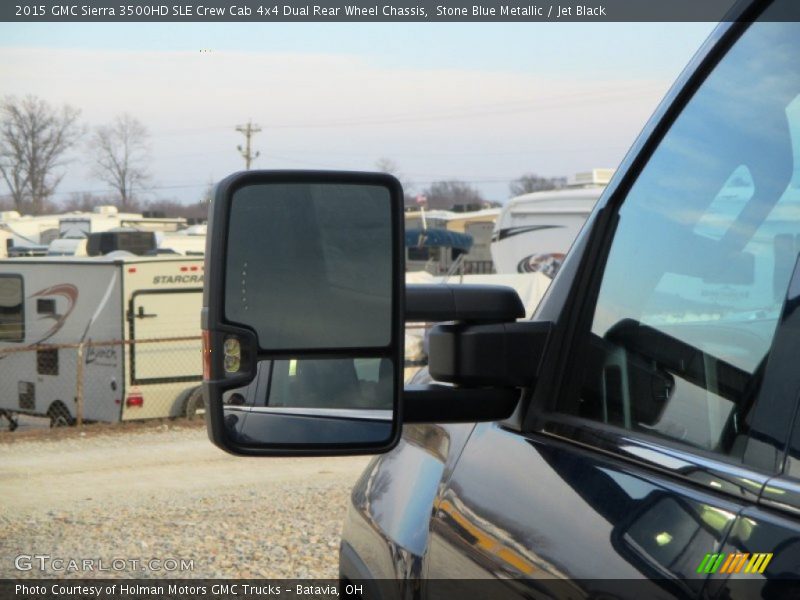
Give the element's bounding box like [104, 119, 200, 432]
[0, 21, 716, 205]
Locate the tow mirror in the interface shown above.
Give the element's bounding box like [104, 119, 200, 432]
[202, 171, 404, 456]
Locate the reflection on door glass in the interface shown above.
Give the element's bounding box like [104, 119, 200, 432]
[693, 165, 754, 241]
[568, 20, 800, 456]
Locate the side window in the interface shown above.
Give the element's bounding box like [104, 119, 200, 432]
[0, 275, 24, 342]
[559, 17, 800, 459]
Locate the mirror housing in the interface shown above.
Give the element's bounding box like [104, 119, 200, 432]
[203, 170, 405, 456]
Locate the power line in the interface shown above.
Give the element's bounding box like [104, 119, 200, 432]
[42, 175, 553, 199]
[119, 82, 664, 139]
[46, 182, 209, 198]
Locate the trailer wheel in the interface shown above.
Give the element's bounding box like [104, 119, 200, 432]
[184, 388, 206, 420]
[48, 402, 75, 428]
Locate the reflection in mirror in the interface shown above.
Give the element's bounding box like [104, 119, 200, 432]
[224, 182, 393, 351]
[222, 358, 393, 446]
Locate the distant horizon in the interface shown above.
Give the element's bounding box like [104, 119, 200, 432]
[0, 21, 716, 205]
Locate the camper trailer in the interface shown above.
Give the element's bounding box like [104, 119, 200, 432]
[58, 205, 187, 238]
[0, 211, 60, 251]
[156, 225, 207, 256]
[490, 169, 613, 277]
[0, 256, 204, 428]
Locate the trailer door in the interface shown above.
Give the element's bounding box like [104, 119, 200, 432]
[127, 289, 202, 418]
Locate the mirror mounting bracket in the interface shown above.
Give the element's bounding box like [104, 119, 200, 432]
[427, 320, 553, 387]
[403, 284, 553, 422]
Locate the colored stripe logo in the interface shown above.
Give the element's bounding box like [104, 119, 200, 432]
[697, 553, 772, 574]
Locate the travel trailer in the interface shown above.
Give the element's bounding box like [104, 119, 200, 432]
[0, 256, 204, 429]
[0, 211, 60, 249]
[47, 227, 208, 257]
[490, 169, 613, 277]
[46, 238, 88, 257]
[58, 205, 187, 238]
[156, 225, 207, 256]
[1, 206, 189, 258]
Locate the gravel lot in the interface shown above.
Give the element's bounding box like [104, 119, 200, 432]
[0, 422, 371, 578]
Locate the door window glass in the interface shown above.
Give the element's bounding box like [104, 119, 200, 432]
[561, 18, 800, 457]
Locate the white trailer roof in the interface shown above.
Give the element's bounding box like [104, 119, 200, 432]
[0, 255, 204, 265]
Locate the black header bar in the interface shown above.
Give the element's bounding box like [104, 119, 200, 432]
[4, 0, 789, 23]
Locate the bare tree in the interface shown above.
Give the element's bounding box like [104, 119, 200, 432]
[146, 198, 209, 220]
[62, 192, 115, 212]
[90, 114, 151, 211]
[509, 173, 566, 197]
[375, 157, 415, 204]
[421, 180, 486, 211]
[0, 96, 82, 214]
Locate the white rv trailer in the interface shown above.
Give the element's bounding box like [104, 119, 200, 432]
[0, 211, 60, 250]
[58, 205, 187, 238]
[490, 169, 613, 277]
[156, 225, 207, 256]
[0, 255, 204, 428]
[47, 237, 88, 256]
[1, 206, 188, 257]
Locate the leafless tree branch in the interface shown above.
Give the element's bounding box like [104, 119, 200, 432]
[0, 95, 82, 214]
[90, 114, 152, 211]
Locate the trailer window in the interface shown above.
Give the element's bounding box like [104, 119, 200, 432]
[37, 298, 56, 315]
[0, 275, 23, 342]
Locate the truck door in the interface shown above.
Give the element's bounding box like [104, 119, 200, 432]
[703, 258, 800, 598]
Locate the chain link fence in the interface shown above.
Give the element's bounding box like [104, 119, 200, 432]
[0, 325, 433, 434]
[0, 336, 204, 432]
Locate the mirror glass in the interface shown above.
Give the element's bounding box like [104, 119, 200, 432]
[225, 182, 393, 350]
[222, 357, 393, 445]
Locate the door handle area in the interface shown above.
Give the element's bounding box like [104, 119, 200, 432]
[136, 306, 157, 319]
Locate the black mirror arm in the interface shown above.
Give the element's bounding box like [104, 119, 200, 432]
[406, 284, 525, 322]
[403, 283, 553, 423]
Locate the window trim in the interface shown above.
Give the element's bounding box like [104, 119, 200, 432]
[0, 274, 24, 343]
[759, 475, 800, 517]
[537, 414, 770, 504]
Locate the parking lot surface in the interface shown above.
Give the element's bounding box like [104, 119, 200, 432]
[0, 422, 370, 578]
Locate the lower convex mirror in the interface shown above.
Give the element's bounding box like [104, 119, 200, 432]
[222, 358, 394, 445]
[202, 171, 404, 455]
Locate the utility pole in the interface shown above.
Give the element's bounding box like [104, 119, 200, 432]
[236, 121, 261, 169]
